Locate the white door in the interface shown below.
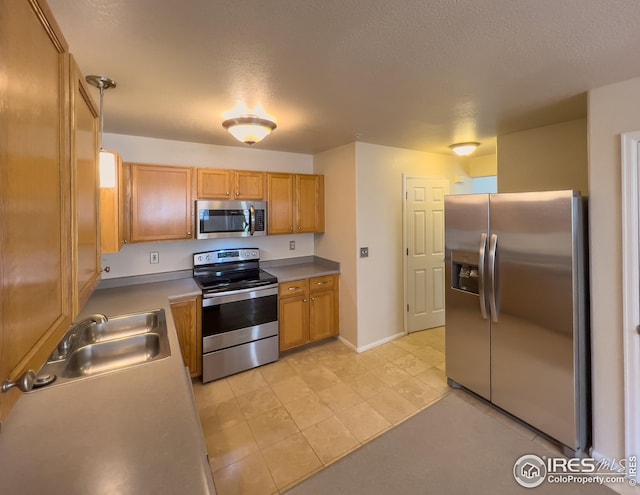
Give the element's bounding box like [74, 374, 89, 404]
[621, 132, 640, 481]
[405, 177, 449, 333]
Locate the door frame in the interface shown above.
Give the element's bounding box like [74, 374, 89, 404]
[621, 130, 640, 477]
[402, 174, 448, 334]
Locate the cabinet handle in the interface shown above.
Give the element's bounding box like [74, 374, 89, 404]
[187, 232, 191, 236]
[290, 226, 293, 231]
[288, 287, 299, 291]
[316, 281, 327, 285]
[123, 239, 128, 244]
[298, 226, 301, 230]
[303, 299, 308, 303]
[2, 370, 35, 393]
[311, 297, 315, 301]
[236, 192, 240, 197]
[226, 192, 230, 196]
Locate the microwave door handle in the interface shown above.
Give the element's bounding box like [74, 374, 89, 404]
[249, 205, 256, 236]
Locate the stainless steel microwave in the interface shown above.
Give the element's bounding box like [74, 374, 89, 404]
[196, 200, 267, 239]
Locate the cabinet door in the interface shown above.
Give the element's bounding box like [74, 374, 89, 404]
[171, 297, 202, 377]
[197, 168, 232, 199]
[0, 0, 72, 421]
[309, 289, 336, 342]
[296, 174, 325, 233]
[100, 151, 126, 253]
[267, 173, 295, 235]
[70, 56, 101, 316]
[235, 170, 265, 200]
[279, 295, 309, 351]
[130, 164, 194, 242]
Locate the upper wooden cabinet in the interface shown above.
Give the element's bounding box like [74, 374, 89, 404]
[267, 173, 324, 235]
[128, 163, 195, 242]
[70, 56, 101, 315]
[0, 0, 73, 421]
[296, 174, 325, 233]
[100, 150, 127, 253]
[197, 168, 265, 200]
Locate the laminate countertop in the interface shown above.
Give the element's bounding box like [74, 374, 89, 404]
[0, 278, 215, 495]
[261, 256, 340, 282]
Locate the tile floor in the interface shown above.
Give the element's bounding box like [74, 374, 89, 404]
[191, 327, 450, 495]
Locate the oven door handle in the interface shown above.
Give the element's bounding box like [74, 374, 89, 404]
[202, 284, 279, 307]
[249, 205, 256, 236]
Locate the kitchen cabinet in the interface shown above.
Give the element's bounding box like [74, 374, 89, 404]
[197, 168, 265, 200]
[278, 275, 339, 351]
[100, 150, 127, 253]
[0, 0, 74, 421]
[267, 173, 324, 235]
[70, 55, 101, 315]
[170, 296, 202, 378]
[128, 163, 195, 242]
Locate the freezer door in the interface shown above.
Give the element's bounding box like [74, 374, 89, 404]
[444, 194, 491, 400]
[489, 190, 586, 450]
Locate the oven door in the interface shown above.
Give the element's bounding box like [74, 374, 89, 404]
[202, 284, 278, 353]
[196, 200, 267, 239]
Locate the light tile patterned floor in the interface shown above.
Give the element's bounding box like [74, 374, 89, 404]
[192, 327, 449, 495]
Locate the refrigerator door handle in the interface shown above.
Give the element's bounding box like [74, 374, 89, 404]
[478, 232, 488, 320]
[489, 233, 499, 322]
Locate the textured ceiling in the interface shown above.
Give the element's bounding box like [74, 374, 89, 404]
[47, 0, 640, 156]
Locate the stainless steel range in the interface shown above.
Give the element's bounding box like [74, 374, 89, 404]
[193, 248, 279, 383]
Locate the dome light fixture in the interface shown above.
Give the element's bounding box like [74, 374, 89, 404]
[449, 142, 480, 157]
[222, 115, 277, 145]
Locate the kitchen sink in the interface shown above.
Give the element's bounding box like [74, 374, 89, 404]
[62, 333, 164, 378]
[80, 311, 161, 344]
[32, 309, 171, 389]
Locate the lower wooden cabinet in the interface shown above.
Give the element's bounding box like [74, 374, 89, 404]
[279, 275, 339, 352]
[170, 296, 202, 377]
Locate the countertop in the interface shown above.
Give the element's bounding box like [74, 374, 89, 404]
[0, 277, 215, 495]
[261, 255, 340, 282]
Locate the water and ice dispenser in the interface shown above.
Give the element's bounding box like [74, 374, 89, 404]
[451, 251, 479, 294]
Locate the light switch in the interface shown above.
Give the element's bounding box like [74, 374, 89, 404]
[360, 247, 369, 258]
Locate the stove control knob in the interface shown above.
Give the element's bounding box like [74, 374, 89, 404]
[251, 250, 258, 257]
[206, 255, 211, 261]
[197, 256, 203, 262]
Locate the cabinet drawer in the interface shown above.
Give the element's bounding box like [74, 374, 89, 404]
[279, 279, 309, 298]
[309, 275, 336, 292]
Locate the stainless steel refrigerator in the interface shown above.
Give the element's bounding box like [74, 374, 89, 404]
[444, 190, 589, 454]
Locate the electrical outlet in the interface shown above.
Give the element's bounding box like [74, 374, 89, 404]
[150, 251, 159, 264]
[360, 247, 369, 258]
[289, 240, 296, 250]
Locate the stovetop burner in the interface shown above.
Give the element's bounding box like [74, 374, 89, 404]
[193, 248, 277, 294]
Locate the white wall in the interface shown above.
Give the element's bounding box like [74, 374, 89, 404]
[354, 143, 464, 349]
[588, 78, 640, 461]
[313, 144, 358, 346]
[100, 134, 314, 279]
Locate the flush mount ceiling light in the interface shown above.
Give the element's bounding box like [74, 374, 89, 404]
[449, 142, 480, 157]
[222, 115, 277, 145]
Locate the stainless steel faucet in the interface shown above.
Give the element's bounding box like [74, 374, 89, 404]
[51, 314, 108, 361]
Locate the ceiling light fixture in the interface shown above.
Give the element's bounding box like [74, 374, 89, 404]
[85, 75, 118, 187]
[449, 142, 480, 157]
[222, 115, 277, 145]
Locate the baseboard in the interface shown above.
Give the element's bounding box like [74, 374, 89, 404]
[340, 331, 405, 353]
